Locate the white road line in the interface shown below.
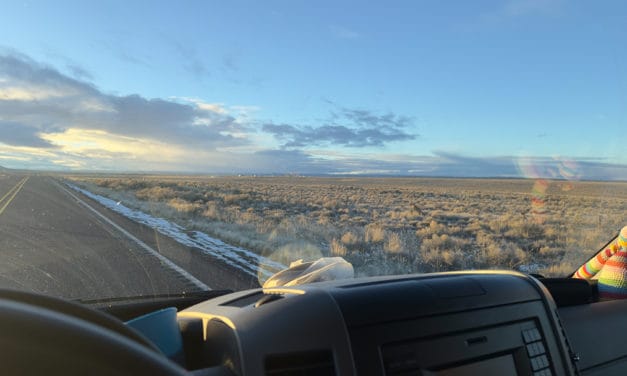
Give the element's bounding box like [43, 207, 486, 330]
[55, 180, 211, 291]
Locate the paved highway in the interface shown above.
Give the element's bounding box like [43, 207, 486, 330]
[0, 173, 258, 301]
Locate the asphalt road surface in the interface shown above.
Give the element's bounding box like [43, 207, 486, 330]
[0, 173, 258, 301]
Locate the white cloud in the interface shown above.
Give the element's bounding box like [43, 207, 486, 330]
[0, 53, 253, 153]
[0, 86, 73, 101]
[175, 97, 228, 114]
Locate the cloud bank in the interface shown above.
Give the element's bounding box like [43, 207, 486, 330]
[0, 52, 245, 150]
[1, 51, 626, 181]
[263, 106, 416, 148]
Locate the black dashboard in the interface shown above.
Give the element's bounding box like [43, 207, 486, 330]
[6, 270, 627, 375]
[176, 271, 580, 375]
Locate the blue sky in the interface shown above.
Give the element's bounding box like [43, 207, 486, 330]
[0, 0, 626, 179]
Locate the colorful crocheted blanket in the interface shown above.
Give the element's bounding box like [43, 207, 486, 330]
[573, 226, 627, 299]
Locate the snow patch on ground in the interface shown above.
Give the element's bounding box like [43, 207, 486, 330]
[67, 183, 286, 278]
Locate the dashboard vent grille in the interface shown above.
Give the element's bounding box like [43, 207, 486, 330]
[265, 350, 335, 376]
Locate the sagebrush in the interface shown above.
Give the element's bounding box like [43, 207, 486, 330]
[67, 175, 627, 277]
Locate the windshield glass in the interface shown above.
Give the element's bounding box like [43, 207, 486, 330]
[0, 1, 625, 300]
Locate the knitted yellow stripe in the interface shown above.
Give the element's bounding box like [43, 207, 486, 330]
[618, 226, 627, 248]
[574, 241, 619, 279]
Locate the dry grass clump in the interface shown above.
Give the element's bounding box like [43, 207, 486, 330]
[330, 238, 348, 257]
[384, 233, 404, 254]
[136, 186, 177, 201]
[341, 231, 359, 245]
[168, 198, 201, 214]
[365, 224, 386, 243]
[67, 175, 627, 278]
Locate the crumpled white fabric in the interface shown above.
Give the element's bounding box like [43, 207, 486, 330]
[263, 257, 354, 288]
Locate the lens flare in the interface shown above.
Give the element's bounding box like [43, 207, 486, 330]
[530, 179, 549, 223]
[516, 156, 582, 181]
[518, 156, 582, 221]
